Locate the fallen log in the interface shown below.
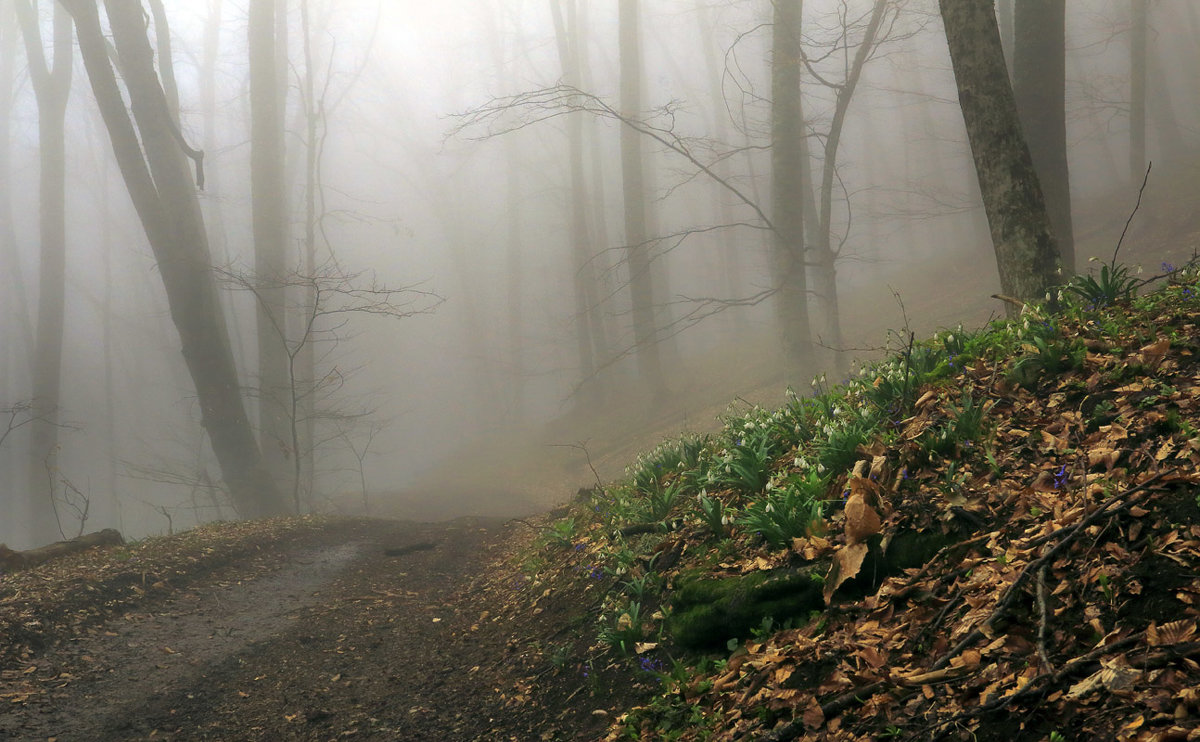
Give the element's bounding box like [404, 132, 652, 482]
[0, 528, 125, 572]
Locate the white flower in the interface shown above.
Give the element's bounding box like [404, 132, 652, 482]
[765, 502, 774, 513]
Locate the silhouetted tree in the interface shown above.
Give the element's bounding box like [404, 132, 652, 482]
[60, 0, 288, 518]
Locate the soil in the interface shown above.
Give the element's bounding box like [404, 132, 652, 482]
[0, 517, 640, 741]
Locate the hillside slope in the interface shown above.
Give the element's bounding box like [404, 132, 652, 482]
[500, 261, 1200, 741]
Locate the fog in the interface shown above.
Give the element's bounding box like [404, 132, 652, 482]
[1, 0, 1196, 547]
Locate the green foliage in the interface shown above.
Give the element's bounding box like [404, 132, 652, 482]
[1066, 261, 1139, 309]
[713, 435, 774, 495]
[598, 600, 649, 655]
[738, 471, 827, 549]
[542, 517, 576, 549]
[695, 492, 729, 538]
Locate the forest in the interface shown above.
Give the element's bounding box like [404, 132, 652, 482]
[0, 0, 1193, 554]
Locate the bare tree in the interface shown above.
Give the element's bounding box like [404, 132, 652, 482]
[249, 0, 292, 485]
[938, 0, 1060, 311]
[619, 0, 668, 398]
[61, 0, 288, 518]
[770, 0, 813, 366]
[15, 0, 72, 543]
[218, 262, 441, 512]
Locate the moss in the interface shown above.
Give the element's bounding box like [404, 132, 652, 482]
[668, 570, 822, 649]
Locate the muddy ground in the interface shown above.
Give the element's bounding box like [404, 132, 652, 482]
[0, 517, 635, 742]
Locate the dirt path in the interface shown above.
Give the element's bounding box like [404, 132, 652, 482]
[0, 517, 609, 742]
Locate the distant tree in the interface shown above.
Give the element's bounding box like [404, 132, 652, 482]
[770, 0, 812, 366]
[249, 0, 292, 486]
[15, 0, 72, 543]
[938, 0, 1060, 312]
[60, 0, 288, 518]
[549, 0, 610, 403]
[218, 262, 441, 512]
[1128, 0, 1146, 181]
[1013, 0, 1074, 275]
[619, 0, 668, 399]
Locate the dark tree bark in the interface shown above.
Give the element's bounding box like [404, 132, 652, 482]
[619, 0, 667, 399]
[1014, 0, 1074, 275]
[996, 0, 1015, 78]
[938, 0, 1060, 312]
[60, 0, 287, 518]
[771, 0, 813, 366]
[15, 0, 72, 543]
[249, 0, 293, 502]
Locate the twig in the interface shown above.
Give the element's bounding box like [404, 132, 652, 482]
[1036, 565, 1054, 672]
[931, 470, 1169, 671]
[1112, 161, 1152, 265]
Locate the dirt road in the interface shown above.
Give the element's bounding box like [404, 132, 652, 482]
[0, 517, 620, 742]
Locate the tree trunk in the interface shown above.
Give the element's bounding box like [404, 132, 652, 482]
[16, 0, 72, 544]
[770, 0, 812, 367]
[938, 0, 1060, 312]
[1014, 0, 1074, 275]
[1129, 0, 1146, 182]
[61, 0, 287, 519]
[619, 0, 667, 399]
[249, 0, 293, 505]
[550, 0, 605, 402]
[996, 0, 1015, 78]
[812, 0, 888, 377]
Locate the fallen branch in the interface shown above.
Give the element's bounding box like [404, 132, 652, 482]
[931, 470, 1169, 671]
[0, 529, 125, 572]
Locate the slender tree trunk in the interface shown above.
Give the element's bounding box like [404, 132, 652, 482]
[695, 1, 747, 336]
[619, 0, 667, 399]
[249, 0, 293, 505]
[16, 0, 72, 543]
[0, 6, 31, 368]
[1129, 0, 1146, 182]
[812, 0, 887, 376]
[1014, 0, 1073, 275]
[939, 0, 1060, 311]
[61, 0, 287, 518]
[770, 0, 812, 368]
[550, 0, 604, 401]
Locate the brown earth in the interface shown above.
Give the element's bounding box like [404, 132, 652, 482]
[0, 516, 643, 741]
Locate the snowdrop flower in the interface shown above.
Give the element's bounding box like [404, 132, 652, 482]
[765, 502, 774, 513]
[794, 456, 806, 468]
[817, 463, 826, 474]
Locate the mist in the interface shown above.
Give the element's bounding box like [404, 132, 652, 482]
[1, 0, 1196, 548]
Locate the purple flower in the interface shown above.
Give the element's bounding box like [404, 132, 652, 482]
[1053, 464, 1068, 489]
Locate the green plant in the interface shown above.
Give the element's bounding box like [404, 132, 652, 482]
[622, 571, 661, 602]
[738, 472, 827, 549]
[715, 436, 774, 495]
[543, 517, 576, 548]
[643, 477, 686, 523]
[696, 492, 728, 538]
[598, 600, 648, 655]
[817, 418, 871, 475]
[1067, 260, 1139, 309]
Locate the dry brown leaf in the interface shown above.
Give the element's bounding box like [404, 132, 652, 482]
[1140, 338, 1171, 368]
[824, 543, 869, 604]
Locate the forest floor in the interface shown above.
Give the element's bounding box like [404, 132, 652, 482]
[0, 515, 642, 741]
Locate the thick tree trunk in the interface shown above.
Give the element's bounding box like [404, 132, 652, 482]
[770, 0, 812, 367]
[1014, 0, 1074, 275]
[249, 0, 293, 506]
[16, 0, 72, 543]
[619, 0, 667, 399]
[939, 0, 1060, 312]
[61, 0, 287, 519]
